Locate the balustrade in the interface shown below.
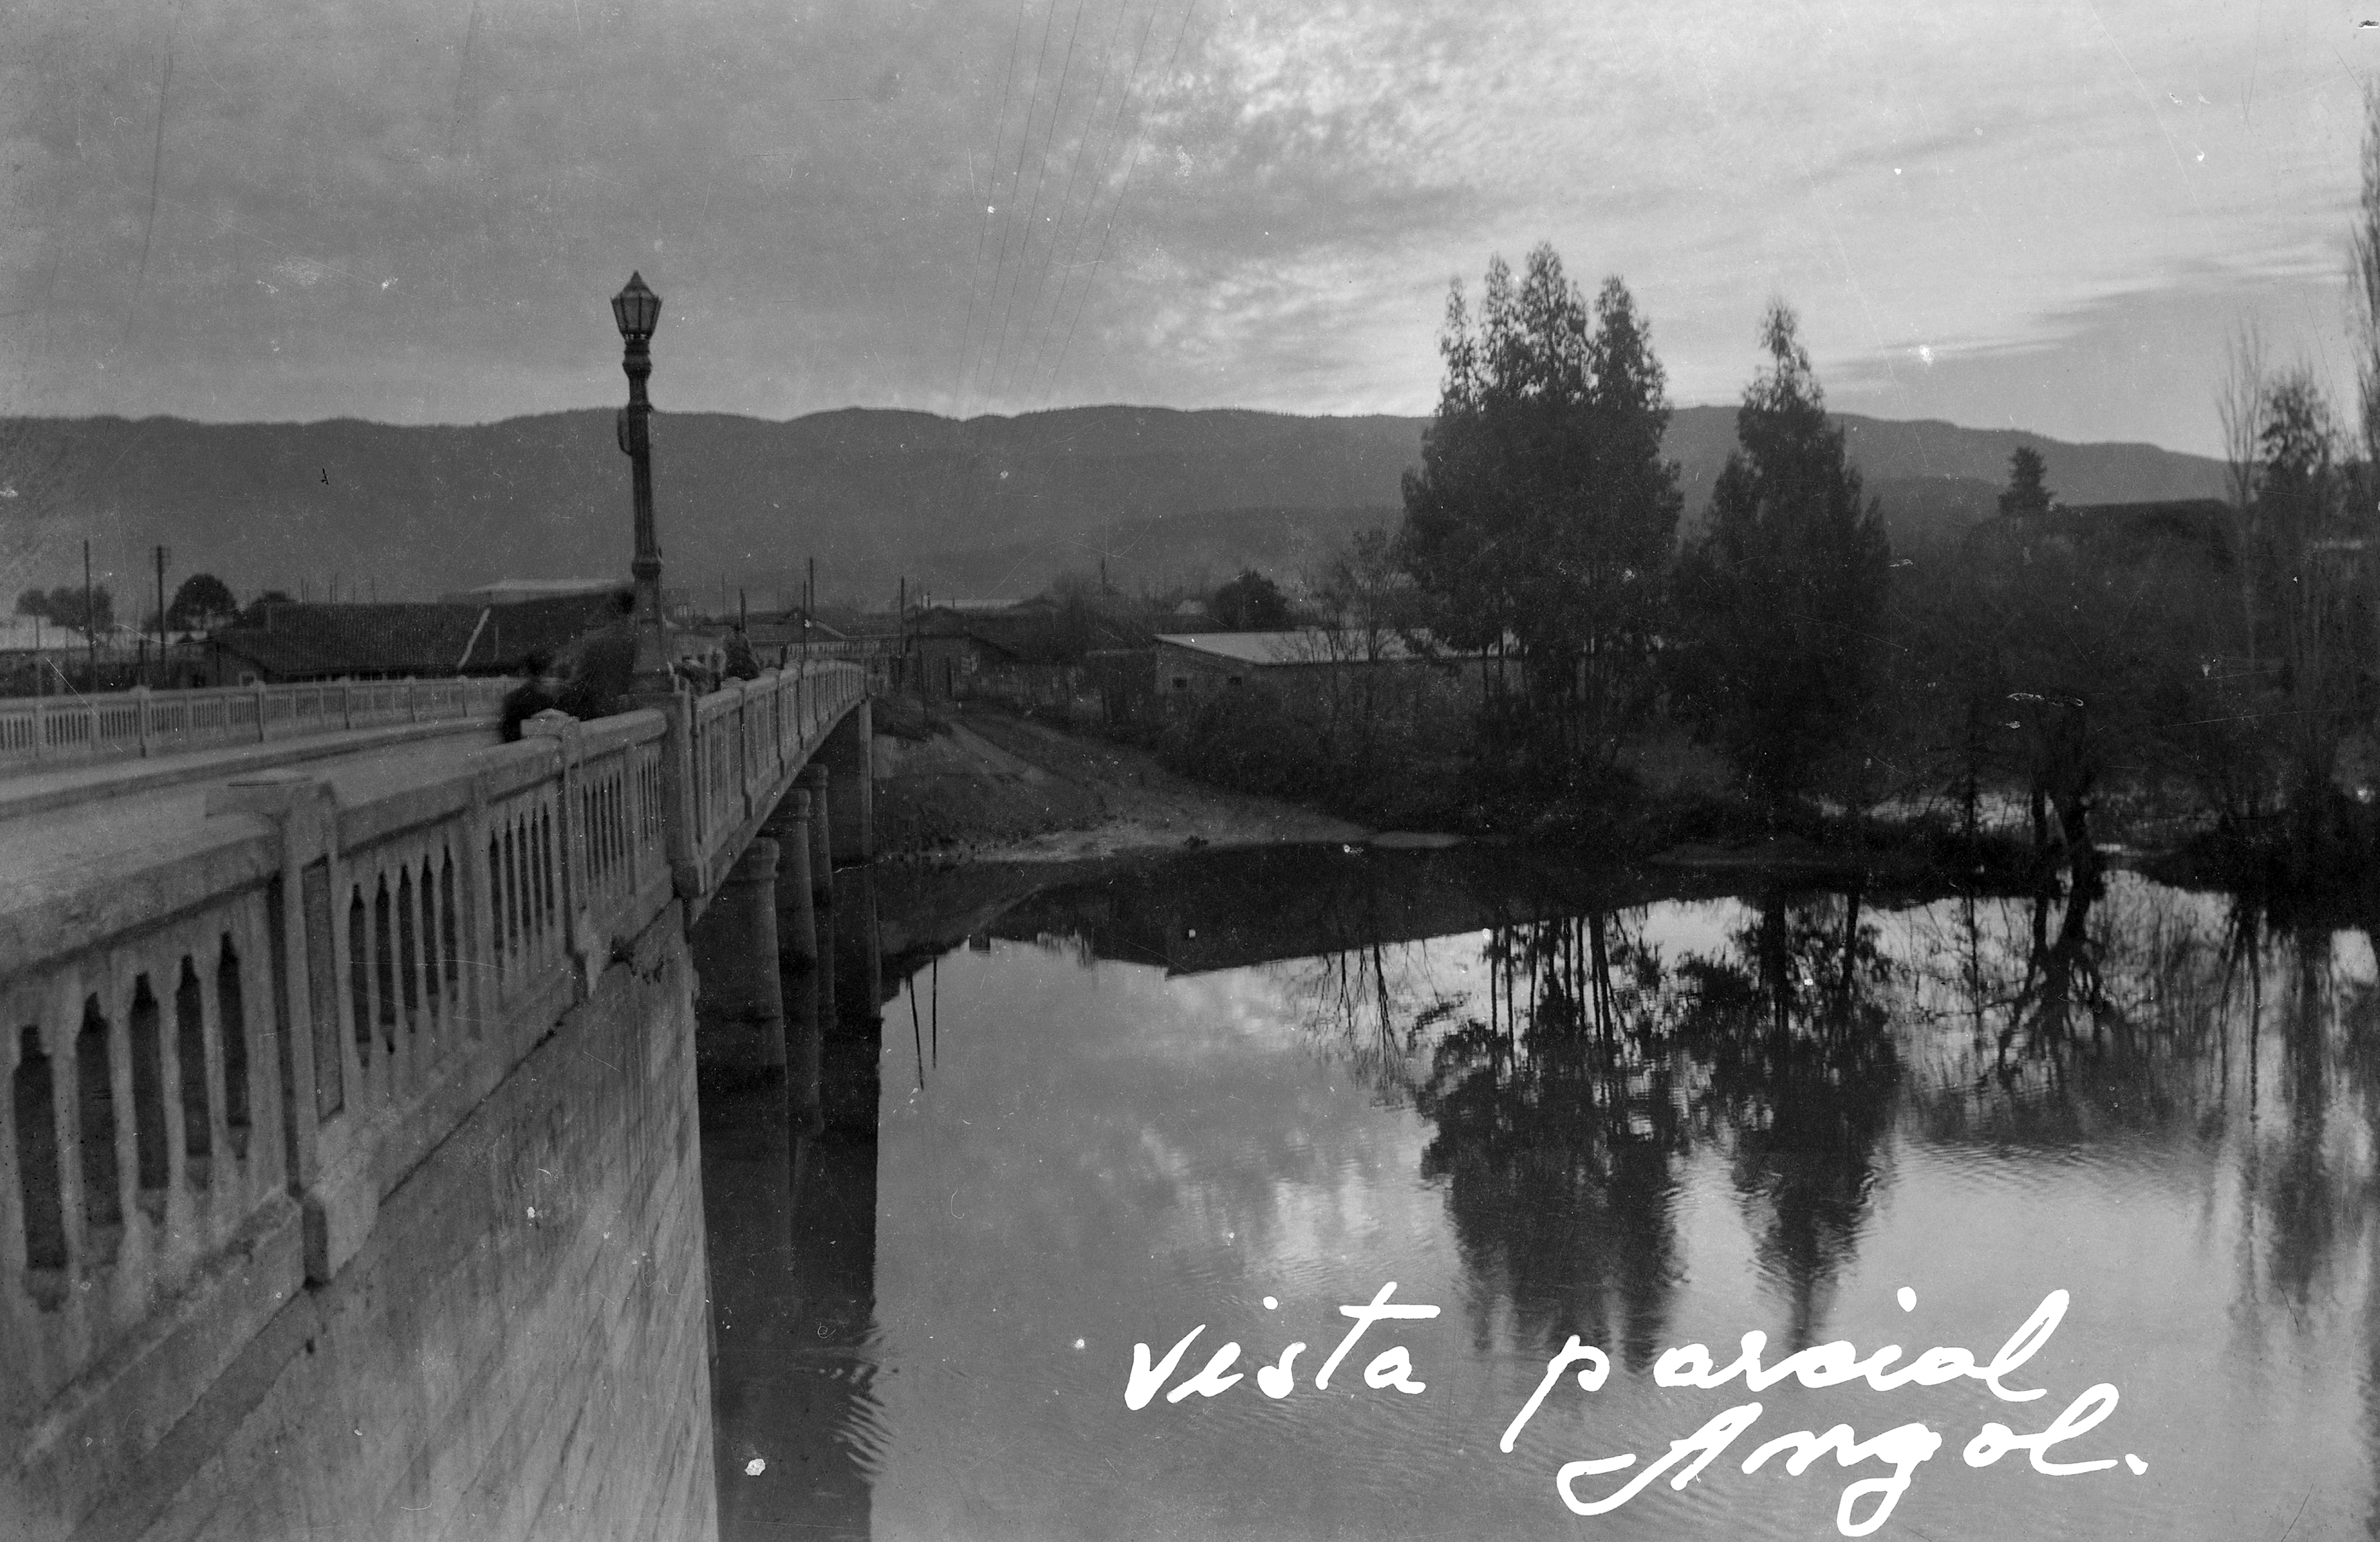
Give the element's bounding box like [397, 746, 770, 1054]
[0, 676, 513, 772]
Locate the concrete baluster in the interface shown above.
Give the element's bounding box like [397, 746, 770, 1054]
[204, 769, 346, 1281]
[523, 711, 597, 997]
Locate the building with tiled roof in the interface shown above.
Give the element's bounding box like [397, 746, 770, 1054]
[206, 590, 630, 683]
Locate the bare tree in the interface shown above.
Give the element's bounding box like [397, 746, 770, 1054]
[2215, 319, 2266, 670]
[2257, 370, 2358, 858]
[2352, 83, 2380, 463]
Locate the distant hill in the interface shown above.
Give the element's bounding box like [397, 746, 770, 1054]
[0, 405, 2224, 608]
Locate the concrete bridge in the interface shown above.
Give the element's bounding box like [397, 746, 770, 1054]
[0, 659, 885, 1540]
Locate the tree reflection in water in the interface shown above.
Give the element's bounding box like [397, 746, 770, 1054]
[1264, 865, 2379, 1405]
[1266, 887, 1903, 1365]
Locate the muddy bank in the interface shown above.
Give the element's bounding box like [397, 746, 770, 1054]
[871, 701, 1368, 864]
[867, 699, 2067, 891]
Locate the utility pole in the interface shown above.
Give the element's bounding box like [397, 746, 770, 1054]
[83, 539, 95, 688]
[153, 544, 169, 687]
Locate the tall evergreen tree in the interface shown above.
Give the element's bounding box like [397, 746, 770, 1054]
[1997, 446, 2054, 520]
[1669, 304, 1890, 809]
[1397, 244, 1681, 765]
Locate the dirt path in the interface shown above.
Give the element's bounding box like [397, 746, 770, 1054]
[871, 703, 1367, 864]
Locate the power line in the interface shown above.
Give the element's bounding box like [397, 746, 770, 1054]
[1040, 0, 1200, 403]
[1025, 0, 1161, 392]
[968, 0, 1062, 415]
[985, 0, 1088, 406]
[122, 43, 175, 352]
[950, 1, 1032, 414]
[1007, 0, 1133, 401]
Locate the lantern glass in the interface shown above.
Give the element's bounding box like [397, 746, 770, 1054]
[611, 272, 662, 341]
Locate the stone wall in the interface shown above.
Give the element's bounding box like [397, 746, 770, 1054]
[58, 905, 718, 1542]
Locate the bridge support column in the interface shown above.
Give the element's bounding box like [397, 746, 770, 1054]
[820, 698, 874, 864]
[823, 866, 882, 1137]
[691, 836, 786, 1085]
[768, 790, 820, 974]
[793, 768, 840, 1036]
[796, 765, 834, 907]
[765, 790, 822, 1135]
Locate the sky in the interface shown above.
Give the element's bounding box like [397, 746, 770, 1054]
[3, 0, 2377, 455]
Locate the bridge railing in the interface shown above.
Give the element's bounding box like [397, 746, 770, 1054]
[0, 676, 513, 772]
[1, 661, 869, 1484]
[686, 660, 865, 875]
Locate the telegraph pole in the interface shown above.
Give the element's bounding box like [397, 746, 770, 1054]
[83, 539, 95, 688]
[153, 545, 170, 686]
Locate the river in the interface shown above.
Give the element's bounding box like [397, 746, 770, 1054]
[701, 844, 2380, 1541]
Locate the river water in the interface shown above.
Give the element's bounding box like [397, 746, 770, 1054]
[703, 846, 2380, 1541]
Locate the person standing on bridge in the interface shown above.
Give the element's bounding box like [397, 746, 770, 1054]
[499, 649, 563, 741]
[553, 590, 640, 720]
[500, 590, 641, 741]
[722, 626, 762, 682]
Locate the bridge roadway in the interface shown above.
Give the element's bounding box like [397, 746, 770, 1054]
[1, 658, 878, 1541]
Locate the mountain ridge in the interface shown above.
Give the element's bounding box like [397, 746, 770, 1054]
[0, 405, 2226, 607]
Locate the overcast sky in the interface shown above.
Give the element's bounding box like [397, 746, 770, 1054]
[3, 0, 2375, 454]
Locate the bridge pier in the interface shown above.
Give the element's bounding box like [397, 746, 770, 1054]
[795, 766, 834, 907]
[819, 699, 874, 864]
[690, 837, 786, 1085]
[823, 868, 883, 1137]
[764, 790, 822, 1136]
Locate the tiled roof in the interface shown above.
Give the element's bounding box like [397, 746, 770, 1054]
[910, 604, 1154, 659]
[439, 578, 622, 604]
[1154, 629, 1434, 666]
[210, 592, 628, 680]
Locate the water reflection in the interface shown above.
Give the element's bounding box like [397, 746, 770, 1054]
[703, 870, 887, 1542]
[705, 848, 2380, 1539]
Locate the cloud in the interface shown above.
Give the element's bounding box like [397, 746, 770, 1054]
[0, 0, 2370, 451]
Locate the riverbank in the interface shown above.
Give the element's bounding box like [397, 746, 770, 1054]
[867, 698, 2324, 899]
[871, 699, 1369, 864]
[871, 698, 2062, 885]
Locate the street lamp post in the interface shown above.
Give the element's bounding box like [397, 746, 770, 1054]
[611, 271, 673, 692]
